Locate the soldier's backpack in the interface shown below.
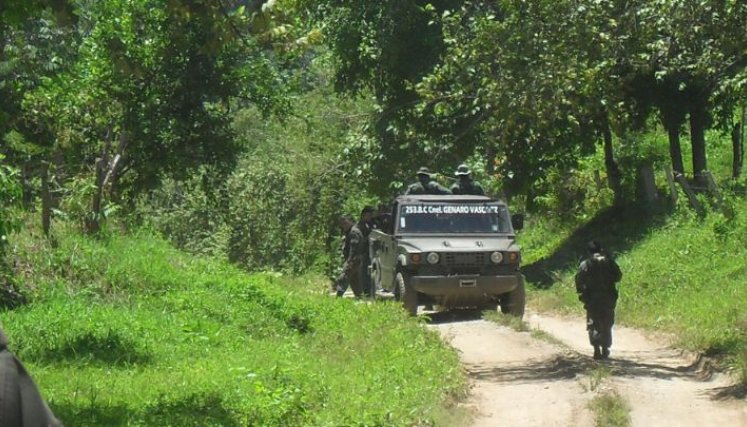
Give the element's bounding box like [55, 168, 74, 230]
[576, 254, 622, 303]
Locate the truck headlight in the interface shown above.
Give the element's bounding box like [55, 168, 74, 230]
[426, 252, 440, 265]
[490, 251, 504, 264]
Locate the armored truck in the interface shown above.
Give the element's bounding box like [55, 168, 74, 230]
[369, 195, 525, 317]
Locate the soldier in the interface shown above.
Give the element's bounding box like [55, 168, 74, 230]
[575, 240, 622, 360]
[333, 215, 355, 297]
[342, 207, 375, 298]
[450, 164, 485, 195]
[357, 206, 375, 296]
[371, 203, 392, 233]
[405, 167, 451, 195]
[0, 327, 62, 426]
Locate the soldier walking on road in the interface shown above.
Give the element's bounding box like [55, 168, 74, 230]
[450, 164, 485, 195]
[405, 167, 451, 195]
[575, 240, 622, 360]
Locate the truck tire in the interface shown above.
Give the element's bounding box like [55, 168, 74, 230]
[500, 277, 526, 319]
[395, 272, 418, 316]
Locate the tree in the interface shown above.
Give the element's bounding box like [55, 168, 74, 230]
[13, 0, 291, 233]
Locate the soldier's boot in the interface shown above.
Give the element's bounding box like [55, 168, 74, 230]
[602, 347, 610, 359]
[593, 346, 602, 360]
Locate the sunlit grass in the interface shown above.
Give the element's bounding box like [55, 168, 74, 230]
[3, 227, 466, 426]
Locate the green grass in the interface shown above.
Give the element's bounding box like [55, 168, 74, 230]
[2, 225, 466, 426]
[482, 311, 530, 332]
[589, 392, 631, 427]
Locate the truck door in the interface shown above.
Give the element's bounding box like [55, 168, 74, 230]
[369, 230, 397, 292]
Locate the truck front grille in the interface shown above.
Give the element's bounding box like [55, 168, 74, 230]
[444, 252, 486, 267]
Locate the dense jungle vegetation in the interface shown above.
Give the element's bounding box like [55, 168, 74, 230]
[2, 0, 747, 425]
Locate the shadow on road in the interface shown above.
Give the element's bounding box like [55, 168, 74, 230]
[424, 309, 489, 325]
[708, 384, 747, 400]
[604, 352, 712, 381]
[522, 202, 672, 288]
[467, 353, 593, 384]
[464, 349, 717, 386]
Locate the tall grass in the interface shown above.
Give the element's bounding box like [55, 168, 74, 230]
[2, 225, 465, 426]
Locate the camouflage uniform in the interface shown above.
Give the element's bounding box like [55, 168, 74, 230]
[405, 167, 451, 195]
[0, 328, 62, 426]
[575, 249, 622, 359]
[334, 226, 353, 296]
[450, 179, 485, 195]
[342, 223, 368, 298]
[450, 164, 485, 195]
[405, 181, 451, 195]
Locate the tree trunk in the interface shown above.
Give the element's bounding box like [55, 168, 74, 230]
[86, 157, 106, 235]
[41, 161, 51, 237]
[85, 128, 127, 235]
[733, 103, 745, 179]
[689, 101, 708, 186]
[486, 145, 496, 176]
[660, 106, 685, 174]
[666, 126, 685, 174]
[602, 122, 623, 205]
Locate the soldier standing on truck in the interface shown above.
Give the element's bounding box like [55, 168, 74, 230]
[575, 240, 622, 360]
[450, 164, 485, 195]
[405, 167, 451, 195]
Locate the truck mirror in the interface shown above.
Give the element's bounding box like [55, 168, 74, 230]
[511, 213, 524, 231]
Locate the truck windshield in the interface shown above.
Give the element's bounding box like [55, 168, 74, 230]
[397, 203, 512, 234]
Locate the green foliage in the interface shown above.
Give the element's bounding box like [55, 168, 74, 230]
[2, 0, 296, 237]
[303, 0, 747, 200]
[3, 228, 465, 426]
[139, 84, 377, 275]
[0, 156, 21, 253]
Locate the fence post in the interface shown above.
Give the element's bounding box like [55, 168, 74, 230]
[674, 172, 705, 217]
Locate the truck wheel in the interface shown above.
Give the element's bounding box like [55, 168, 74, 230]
[500, 278, 526, 319]
[395, 272, 418, 316]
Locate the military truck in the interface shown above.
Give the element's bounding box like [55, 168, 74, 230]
[368, 195, 525, 317]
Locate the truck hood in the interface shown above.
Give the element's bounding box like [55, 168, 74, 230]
[398, 236, 520, 253]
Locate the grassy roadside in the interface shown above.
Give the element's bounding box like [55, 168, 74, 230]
[588, 391, 631, 427]
[2, 224, 466, 426]
[519, 195, 747, 379]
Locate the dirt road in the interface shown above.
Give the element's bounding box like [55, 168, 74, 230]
[429, 310, 747, 426]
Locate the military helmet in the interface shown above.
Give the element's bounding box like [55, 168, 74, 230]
[455, 163, 471, 176]
[416, 166, 433, 177]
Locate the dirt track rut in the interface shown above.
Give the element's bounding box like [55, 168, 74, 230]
[429, 310, 747, 426]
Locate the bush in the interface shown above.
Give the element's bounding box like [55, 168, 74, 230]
[138, 87, 376, 275]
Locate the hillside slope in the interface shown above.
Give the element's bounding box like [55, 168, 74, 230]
[2, 224, 466, 426]
[521, 197, 747, 378]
